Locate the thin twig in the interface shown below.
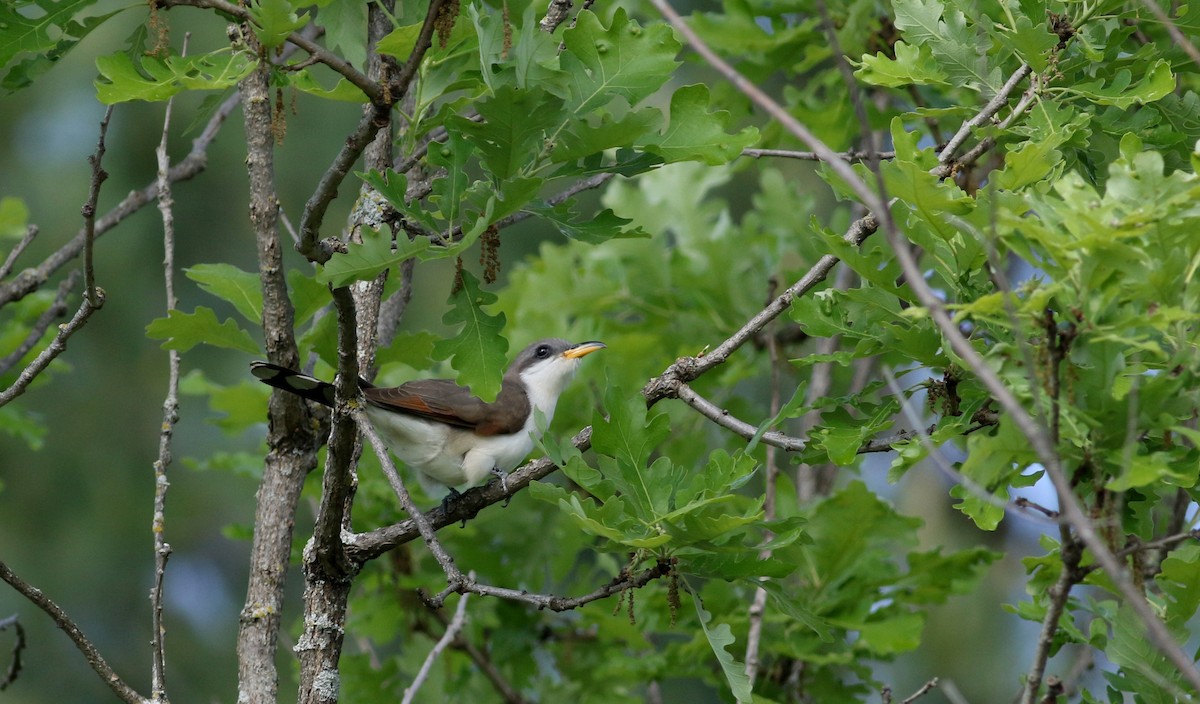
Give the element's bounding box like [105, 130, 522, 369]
[648, 0, 886, 215]
[1019, 534, 1082, 704]
[344, 427, 594, 562]
[901, 678, 940, 704]
[1136, 0, 1200, 68]
[432, 613, 528, 704]
[353, 408, 466, 584]
[0, 225, 38, 281]
[297, 107, 390, 262]
[149, 38, 187, 696]
[0, 614, 24, 691]
[935, 65, 1032, 168]
[401, 588, 471, 704]
[82, 106, 114, 309]
[0, 90, 240, 309]
[389, 0, 453, 105]
[0, 561, 144, 704]
[741, 148, 895, 162]
[643, 215, 878, 406]
[744, 293, 783, 683]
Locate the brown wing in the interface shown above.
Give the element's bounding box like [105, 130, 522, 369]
[364, 378, 530, 436]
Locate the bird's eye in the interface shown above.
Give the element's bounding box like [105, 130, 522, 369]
[536, 344, 552, 359]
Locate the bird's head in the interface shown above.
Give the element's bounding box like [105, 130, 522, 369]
[509, 338, 606, 398]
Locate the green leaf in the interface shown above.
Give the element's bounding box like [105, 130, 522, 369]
[145, 307, 260, 355]
[687, 582, 753, 703]
[287, 268, 329, 325]
[0, 197, 29, 239]
[528, 202, 646, 244]
[1158, 544, 1200, 626]
[892, 0, 1001, 93]
[992, 136, 1066, 191]
[0, 0, 119, 92]
[431, 270, 508, 401]
[317, 0, 366, 70]
[560, 8, 681, 114]
[453, 86, 562, 180]
[317, 227, 432, 287]
[552, 108, 662, 162]
[186, 263, 262, 323]
[371, 331, 436, 371]
[591, 378, 672, 519]
[95, 50, 255, 104]
[426, 131, 475, 231]
[246, 0, 308, 50]
[375, 22, 422, 59]
[1065, 59, 1175, 109]
[854, 41, 948, 87]
[0, 404, 46, 450]
[642, 84, 759, 165]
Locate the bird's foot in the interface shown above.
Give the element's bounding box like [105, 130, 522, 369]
[491, 466, 511, 507]
[441, 486, 467, 527]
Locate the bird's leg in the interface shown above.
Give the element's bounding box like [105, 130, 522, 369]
[491, 466, 511, 507]
[440, 486, 466, 527]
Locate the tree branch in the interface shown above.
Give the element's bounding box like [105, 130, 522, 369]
[741, 148, 895, 162]
[402, 589, 470, 704]
[0, 560, 145, 704]
[0, 614, 25, 691]
[344, 427, 593, 563]
[148, 53, 186, 699]
[161, 0, 382, 103]
[81, 106, 113, 309]
[0, 225, 38, 281]
[642, 214, 878, 406]
[236, 47, 318, 704]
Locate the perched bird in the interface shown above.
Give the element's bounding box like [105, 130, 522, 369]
[251, 339, 605, 497]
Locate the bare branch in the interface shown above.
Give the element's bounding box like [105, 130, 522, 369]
[1019, 536, 1082, 704]
[745, 305, 783, 683]
[0, 225, 38, 281]
[402, 589, 470, 704]
[901, 678, 940, 704]
[0, 90, 240, 309]
[81, 107, 114, 309]
[0, 560, 145, 704]
[0, 614, 24, 691]
[389, 0, 455, 106]
[433, 609, 528, 704]
[643, 215, 878, 406]
[741, 148, 895, 162]
[934, 65, 1032, 168]
[297, 107, 391, 263]
[675, 383, 807, 451]
[148, 47, 187, 697]
[236, 51, 318, 704]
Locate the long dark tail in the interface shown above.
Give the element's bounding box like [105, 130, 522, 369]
[250, 362, 336, 407]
